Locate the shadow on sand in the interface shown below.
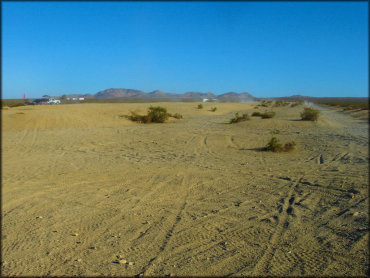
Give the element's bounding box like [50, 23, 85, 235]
[240, 147, 267, 152]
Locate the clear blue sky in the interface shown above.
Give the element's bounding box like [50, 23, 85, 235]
[2, 1, 368, 99]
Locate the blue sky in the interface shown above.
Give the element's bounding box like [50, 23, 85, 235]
[2, 1, 368, 99]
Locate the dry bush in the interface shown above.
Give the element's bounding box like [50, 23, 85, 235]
[197, 104, 203, 109]
[290, 101, 304, 107]
[210, 107, 217, 112]
[230, 112, 250, 124]
[300, 107, 320, 121]
[266, 137, 296, 152]
[274, 101, 289, 107]
[128, 111, 147, 123]
[252, 112, 262, 117]
[261, 111, 276, 119]
[168, 113, 183, 119]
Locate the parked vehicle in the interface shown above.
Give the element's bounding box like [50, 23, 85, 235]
[48, 98, 61, 104]
[30, 98, 60, 105]
[30, 98, 49, 105]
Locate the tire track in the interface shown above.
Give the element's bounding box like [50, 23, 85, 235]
[249, 176, 303, 276]
[136, 175, 189, 276]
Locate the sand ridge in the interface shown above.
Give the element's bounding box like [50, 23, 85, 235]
[2, 102, 368, 276]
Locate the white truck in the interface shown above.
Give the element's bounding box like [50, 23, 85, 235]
[48, 98, 61, 104]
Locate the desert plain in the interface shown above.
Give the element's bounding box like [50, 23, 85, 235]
[1, 102, 369, 276]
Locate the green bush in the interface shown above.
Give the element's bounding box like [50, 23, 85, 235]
[197, 104, 203, 109]
[230, 112, 250, 124]
[146, 106, 169, 123]
[266, 137, 296, 152]
[300, 107, 320, 121]
[128, 106, 170, 123]
[210, 107, 217, 112]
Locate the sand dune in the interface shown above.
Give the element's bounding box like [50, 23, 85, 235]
[2, 102, 368, 276]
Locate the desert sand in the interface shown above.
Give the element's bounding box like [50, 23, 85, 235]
[2, 102, 368, 276]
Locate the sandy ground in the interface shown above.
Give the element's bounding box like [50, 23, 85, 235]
[2, 102, 369, 276]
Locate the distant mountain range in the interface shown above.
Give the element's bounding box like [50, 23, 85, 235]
[65, 88, 256, 101]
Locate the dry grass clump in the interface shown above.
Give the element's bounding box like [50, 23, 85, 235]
[266, 137, 296, 152]
[7, 102, 27, 108]
[168, 113, 183, 119]
[252, 111, 262, 117]
[210, 107, 217, 112]
[197, 104, 203, 109]
[300, 107, 320, 121]
[230, 112, 250, 124]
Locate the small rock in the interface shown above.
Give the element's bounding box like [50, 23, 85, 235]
[36, 216, 43, 219]
[76, 258, 82, 262]
[287, 250, 292, 254]
[71, 233, 79, 236]
[118, 259, 127, 264]
[128, 262, 134, 266]
[353, 212, 361, 217]
[89, 246, 97, 250]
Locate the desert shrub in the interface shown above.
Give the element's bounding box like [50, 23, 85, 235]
[300, 107, 320, 121]
[230, 112, 250, 124]
[273, 101, 282, 107]
[261, 111, 276, 119]
[128, 106, 170, 123]
[168, 113, 183, 119]
[283, 141, 296, 152]
[290, 101, 304, 107]
[252, 112, 262, 117]
[210, 107, 217, 112]
[146, 106, 169, 123]
[128, 111, 147, 123]
[197, 104, 203, 109]
[242, 113, 250, 120]
[266, 137, 296, 152]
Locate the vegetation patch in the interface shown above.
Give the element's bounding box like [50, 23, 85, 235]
[128, 106, 182, 123]
[252, 112, 262, 117]
[7, 102, 26, 108]
[314, 99, 368, 110]
[261, 111, 276, 119]
[273, 101, 290, 107]
[197, 104, 203, 109]
[300, 107, 320, 121]
[290, 101, 304, 107]
[230, 112, 250, 124]
[265, 137, 296, 152]
[168, 113, 183, 119]
[210, 107, 217, 112]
